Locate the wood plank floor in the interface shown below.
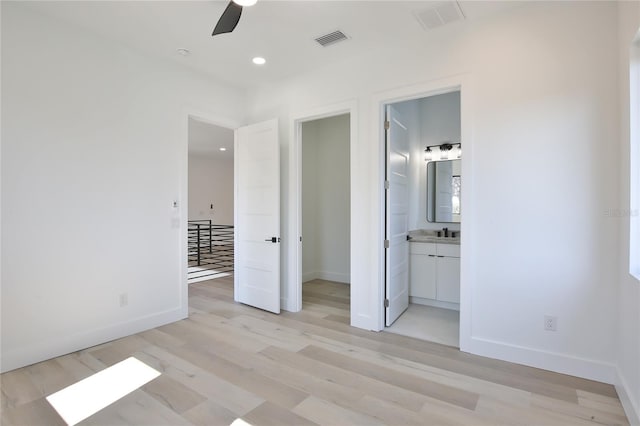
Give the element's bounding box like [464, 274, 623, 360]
[1, 277, 629, 425]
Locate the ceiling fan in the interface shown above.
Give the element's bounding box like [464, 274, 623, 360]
[212, 0, 257, 37]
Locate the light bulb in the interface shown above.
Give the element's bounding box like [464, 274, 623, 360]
[233, 0, 257, 6]
[424, 147, 432, 161]
[440, 147, 449, 160]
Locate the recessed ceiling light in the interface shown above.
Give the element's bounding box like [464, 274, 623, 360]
[233, 0, 257, 6]
[219, 147, 227, 151]
[252, 57, 266, 65]
[176, 48, 190, 56]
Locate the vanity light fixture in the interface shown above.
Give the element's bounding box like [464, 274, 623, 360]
[424, 142, 461, 162]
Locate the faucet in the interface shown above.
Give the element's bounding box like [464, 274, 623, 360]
[443, 227, 449, 238]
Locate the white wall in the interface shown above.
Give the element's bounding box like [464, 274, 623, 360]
[617, 1, 640, 424]
[0, 3, 245, 372]
[247, 1, 621, 385]
[302, 114, 351, 284]
[188, 154, 234, 225]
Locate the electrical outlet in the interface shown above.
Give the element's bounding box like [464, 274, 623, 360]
[544, 315, 557, 331]
[119, 293, 128, 308]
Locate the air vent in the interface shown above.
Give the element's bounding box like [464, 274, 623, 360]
[415, 1, 465, 31]
[314, 30, 350, 47]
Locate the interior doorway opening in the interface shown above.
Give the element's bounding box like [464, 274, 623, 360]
[187, 116, 235, 286]
[300, 114, 351, 315]
[383, 90, 462, 348]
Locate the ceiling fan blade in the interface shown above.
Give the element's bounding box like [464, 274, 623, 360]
[212, 1, 243, 36]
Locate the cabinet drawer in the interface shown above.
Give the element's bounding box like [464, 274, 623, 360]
[409, 242, 436, 255]
[437, 243, 460, 257]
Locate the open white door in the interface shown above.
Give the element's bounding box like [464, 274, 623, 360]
[235, 119, 280, 313]
[385, 105, 410, 326]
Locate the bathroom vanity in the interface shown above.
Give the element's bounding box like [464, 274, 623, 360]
[408, 230, 460, 310]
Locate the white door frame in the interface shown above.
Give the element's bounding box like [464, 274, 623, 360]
[183, 110, 242, 317]
[287, 100, 358, 313]
[371, 75, 474, 352]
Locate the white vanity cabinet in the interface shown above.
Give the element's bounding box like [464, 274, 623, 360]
[409, 241, 460, 305]
[410, 243, 437, 299]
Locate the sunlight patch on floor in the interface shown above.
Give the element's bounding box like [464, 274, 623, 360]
[46, 357, 161, 425]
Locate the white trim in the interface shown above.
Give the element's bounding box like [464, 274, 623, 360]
[617, 366, 640, 426]
[370, 74, 473, 340]
[302, 271, 319, 283]
[1, 307, 183, 373]
[410, 296, 460, 311]
[630, 37, 640, 281]
[467, 335, 617, 384]
[302, 271, 350, 284]
[288, 100, 358, 314]
[317, 271, 351, 284]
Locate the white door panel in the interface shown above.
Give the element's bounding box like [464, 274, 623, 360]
[235, 119, 280, 314]
[385, 106, 410, 326]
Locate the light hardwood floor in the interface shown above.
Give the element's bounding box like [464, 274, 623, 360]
[385, 304, 460, 348]
[1, 277, 630, 425]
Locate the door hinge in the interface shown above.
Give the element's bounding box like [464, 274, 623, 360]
[300, 236, 303, 242]
[384, 180, 390, 190]
[384, 239, 390, 249]
[384, 299, 390, 308]
[384, 120, 390, 130]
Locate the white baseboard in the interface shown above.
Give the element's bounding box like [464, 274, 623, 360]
[317, 271, 350, 284]
[617, 366, 640, 426]
[0, 307, 185, 373]
[351, 312, 376, 330]
[302, 271, 319, 283]
[302, 270, 350, 284]
[410, 296, 460, 311]
[463, 335, 617, 385]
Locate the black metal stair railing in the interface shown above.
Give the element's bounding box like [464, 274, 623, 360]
[187, 220, 234, 281]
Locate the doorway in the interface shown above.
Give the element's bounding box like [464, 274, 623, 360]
[300, 114, 351, 315]
[383, 90, 462, 348]
[187, 117, 235, 285]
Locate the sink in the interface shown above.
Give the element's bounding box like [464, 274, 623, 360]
[408, 229, 460, 244]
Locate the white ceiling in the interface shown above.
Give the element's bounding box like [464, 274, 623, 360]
[23, 1, 520, 91]
[188, 117, 234, 157]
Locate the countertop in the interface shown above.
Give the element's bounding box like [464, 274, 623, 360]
[408, 229, 460, 245]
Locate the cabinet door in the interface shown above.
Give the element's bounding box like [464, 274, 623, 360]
[410, 254, 436, 299]
[436, 256, 460, 303]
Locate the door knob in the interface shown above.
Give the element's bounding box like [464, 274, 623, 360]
[264, 237, 280, 243]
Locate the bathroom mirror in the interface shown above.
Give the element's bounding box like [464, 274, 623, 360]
[427, 159, 461, 223]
